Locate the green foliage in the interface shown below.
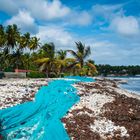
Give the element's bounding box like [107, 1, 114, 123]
[27, 72, 46, 78]
[4, 67, 14, 72]
[67, 41, 91, 67]
[96, 65, 140, 76]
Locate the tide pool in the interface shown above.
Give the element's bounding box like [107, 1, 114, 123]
[0, 76, 94, 140]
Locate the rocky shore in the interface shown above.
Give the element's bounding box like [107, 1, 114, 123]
[0, 78, 49, 109]
[0, 78, 140, 140]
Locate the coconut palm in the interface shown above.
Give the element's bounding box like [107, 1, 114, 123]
[86, 62, 98, 76]
[35, 43, 56, 77]
[29, 37, 40, 51]
[56, 50, 77, 75]
[57, 50, 67, 60]
[12, 49, 23, 69]
[36, 43, 74, 77]
[0, 25, 16, 70]
[67, 41, 91, 68]
[0, 48, 11, 70]
[19, 32, 31, 50]
[67, 42, 97, 76]
[0, 25, 6, 50]
[24, 32, 30, 46]
[6, 24, 20, 52]
[18, 32, 32, 71]
[21, 53, 30, 70]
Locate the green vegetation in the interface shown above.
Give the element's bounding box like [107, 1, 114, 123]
[27, 72, 46, 78]
[0, 24, 97, 78]
[97, 65, 140, 76]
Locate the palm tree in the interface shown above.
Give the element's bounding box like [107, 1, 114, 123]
[0, 24, 41, 72]
[12, 49, 23, 69]
[67, 42, 97, 76]
[67, 41, 91, 68]
[24, 32, 30, 46]
[86, 62, 98, 76]
[29, 37, 40, 51]
[21, 53, 30, 70]
[57, 50, 67, 60]
[18, 32, 32, 72]
[0, 48, 10, 70]
[6, 24, 20, 52]
[35, 43, 56, 77]
[0, 25, 6, 50]
[36, 43, 74, 77]
[0, 25, 9, 70]
[19, 32, 30, 49]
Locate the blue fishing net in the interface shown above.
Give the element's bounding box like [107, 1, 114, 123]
[0, 76, 94, 140]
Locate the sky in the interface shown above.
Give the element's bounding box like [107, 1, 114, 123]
[0, 0, 140, 65]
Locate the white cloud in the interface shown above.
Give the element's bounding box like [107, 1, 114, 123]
[0, 0, 92, 26]
[68, 11, 92, 26]
[85, 39, 114, 49]
[36, 26, 75, 48]
[0, 0, 70, 21]
[92, 4, 123, 20]
[23, 0, 70, 20]
[5, 10, 38, 34]
[110, 16, 140, 36]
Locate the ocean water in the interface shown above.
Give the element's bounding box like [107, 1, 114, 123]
[107, 77, 140, 95]
[120, 78, 140, 95]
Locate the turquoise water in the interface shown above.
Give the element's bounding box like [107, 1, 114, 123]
[0, 76, 94, 140]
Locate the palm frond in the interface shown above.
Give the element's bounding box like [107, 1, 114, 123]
[87, 59, 95, 64]
[86, 62, 97, 73]
[75, 63, 81, 69]
[57, 50, 67, 60]
[83, 46, 91, 59]
[42, 43, 55, 59]
[65, 58, 76, 63]
[67, 50, 79, 60]
[75, 41, 85, 54]
[65, 62, 78, 69]
[35, 58, 50, 64]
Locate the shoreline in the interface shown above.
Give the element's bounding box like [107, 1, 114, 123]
[0, 78, 140, 139]
[96, 77, 140, 99]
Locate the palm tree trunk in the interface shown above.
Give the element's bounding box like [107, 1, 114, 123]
[81, 60, 84, 68]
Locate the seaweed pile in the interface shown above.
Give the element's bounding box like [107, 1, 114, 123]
[62, 79, 140, 140]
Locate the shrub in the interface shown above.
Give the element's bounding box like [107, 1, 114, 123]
[27, 72, 46, 78]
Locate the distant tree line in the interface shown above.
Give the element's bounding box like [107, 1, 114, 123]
[96, 64, 140, 76]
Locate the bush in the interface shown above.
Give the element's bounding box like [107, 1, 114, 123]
[27, 72, 46, 78]
[4, 67, 14, 72]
